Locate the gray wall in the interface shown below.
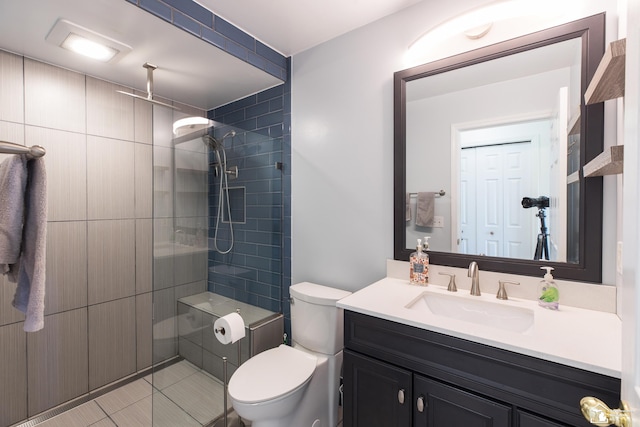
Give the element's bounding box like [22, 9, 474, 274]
[291, 0, 620, 291]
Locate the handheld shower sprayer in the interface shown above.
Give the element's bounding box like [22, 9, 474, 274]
[204, 129, 237, 254]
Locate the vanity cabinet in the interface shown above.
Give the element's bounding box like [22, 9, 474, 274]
[343, 350, 412, 426]
[343, 311, 620, 427]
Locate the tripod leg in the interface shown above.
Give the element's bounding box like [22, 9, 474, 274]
[542, 234, 550, 260]
[534, 234, 543, 260]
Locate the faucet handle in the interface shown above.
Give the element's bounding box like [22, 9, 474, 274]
[496, 281, 520, 300]
[438, 272, 457, 292]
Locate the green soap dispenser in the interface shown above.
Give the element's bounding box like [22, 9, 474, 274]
[538, 266, 559, 310]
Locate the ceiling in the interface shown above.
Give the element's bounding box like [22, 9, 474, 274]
[198, 0, 423, 57]
[0, 0, 422, 111]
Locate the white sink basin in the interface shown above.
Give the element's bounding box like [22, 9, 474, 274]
[406, 291, 534, 333]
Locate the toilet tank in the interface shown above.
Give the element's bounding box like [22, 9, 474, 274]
[290, 282, 352, 355]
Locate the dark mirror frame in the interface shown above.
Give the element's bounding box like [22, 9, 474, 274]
[394, 13, 605, 283]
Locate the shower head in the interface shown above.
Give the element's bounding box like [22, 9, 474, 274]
[116, 63, 180, 110]
[202, 130, 236, 149]
[223, 130, 236, 139]
[202, 134, 222, 150]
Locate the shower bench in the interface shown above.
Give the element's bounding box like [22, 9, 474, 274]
[177, 292, 284, 382]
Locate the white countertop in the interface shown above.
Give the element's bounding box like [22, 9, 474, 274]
[337, 277, 622, 378]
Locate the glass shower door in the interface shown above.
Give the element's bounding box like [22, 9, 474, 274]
[151, 106, 224, 426]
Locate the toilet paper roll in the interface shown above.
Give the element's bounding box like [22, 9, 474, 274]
[213, 312, 246, 344]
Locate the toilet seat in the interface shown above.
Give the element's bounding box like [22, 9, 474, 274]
[228, 344, 317, 404]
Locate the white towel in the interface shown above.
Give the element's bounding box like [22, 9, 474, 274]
[0, 155, 28, 277]
[12, 157, 48, 332]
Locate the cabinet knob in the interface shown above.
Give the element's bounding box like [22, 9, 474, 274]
[580, 397, 631, 427]
[417, 396, 425, 413]
[398, 389, 405, 404]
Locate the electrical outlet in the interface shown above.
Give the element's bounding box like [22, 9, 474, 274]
[432, 216, 444, 228]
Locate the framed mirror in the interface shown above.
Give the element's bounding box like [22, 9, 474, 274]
[394, 14, 605, 282]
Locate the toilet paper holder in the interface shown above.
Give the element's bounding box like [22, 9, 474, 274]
[214, 308, 241, 336]
[213, 309, 245, 427]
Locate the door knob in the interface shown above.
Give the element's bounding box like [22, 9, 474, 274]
[580, 396, 631, 427]
[416, 396, 425, 413]
[398, 389, 405, 404]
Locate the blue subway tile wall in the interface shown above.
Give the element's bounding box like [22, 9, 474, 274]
[207, 57, 291, 339]
[126, 0, 287, 80]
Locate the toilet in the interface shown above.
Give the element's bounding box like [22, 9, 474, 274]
[228, 282, 351, 427]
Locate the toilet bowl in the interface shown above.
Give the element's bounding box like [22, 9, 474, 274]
[228, 344, 320, 427]
[227, 282, 351, 427]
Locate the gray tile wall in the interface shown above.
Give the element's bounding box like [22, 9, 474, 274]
[0, 49, 206, 426]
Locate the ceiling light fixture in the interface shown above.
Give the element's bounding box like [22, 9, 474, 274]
[61, 33, 119, 61]
[173, 117, 212, 136]
[46, 19, 132, 63]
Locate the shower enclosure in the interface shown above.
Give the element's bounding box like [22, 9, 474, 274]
[151, 107, 285, 426]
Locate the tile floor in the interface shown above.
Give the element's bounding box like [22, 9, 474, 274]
[31, 359, 344, 427]
[35, 361, 232, 427]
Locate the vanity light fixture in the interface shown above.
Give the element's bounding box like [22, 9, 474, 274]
[407, 0, 576, 61]
[46, 19, 132, 63]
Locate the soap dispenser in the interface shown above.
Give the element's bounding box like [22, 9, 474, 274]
[422, 236, 431, 282]
[410, 239, 428, 285]
[538, 266, 559, 310]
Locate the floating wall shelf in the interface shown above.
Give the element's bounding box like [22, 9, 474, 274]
[584, 145, 624, 177]
[584, 38, 626, 104]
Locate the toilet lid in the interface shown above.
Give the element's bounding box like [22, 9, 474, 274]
[228, 344, 316, 404]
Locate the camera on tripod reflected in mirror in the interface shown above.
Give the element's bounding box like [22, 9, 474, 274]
[521, 196, 549, 209]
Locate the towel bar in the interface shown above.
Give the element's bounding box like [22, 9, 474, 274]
[0, 140, 46, 159]
[409, 190, 445, 197]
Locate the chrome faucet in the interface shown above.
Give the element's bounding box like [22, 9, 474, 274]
[468, 261, 481, 296]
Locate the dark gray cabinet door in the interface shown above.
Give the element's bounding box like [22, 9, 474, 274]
[518, 410, 572, 427]
[343, 350, 412, 427]
[413, 375, 511, 427]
